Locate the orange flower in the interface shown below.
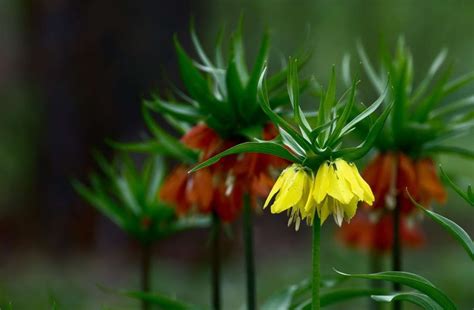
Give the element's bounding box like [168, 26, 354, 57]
[159, 123, 286, 222]
[337, 210, 425, 253]
[338, 152, 446, 252]
[362, 152, 446, 214]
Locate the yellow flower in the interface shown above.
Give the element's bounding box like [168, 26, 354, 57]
[310, 159, 374, 226]
[264, 159, 374, 229]
[264, 164, 314, 231]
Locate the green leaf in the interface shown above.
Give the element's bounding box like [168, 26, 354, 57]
[267, 48, 312, 91]
[335, 270, 456, 310]
[318, 65, 337, 128]
[261, 282, 305, 310]
[145, 97, 202, 123]
[335, 101, 393, 161]
[230, 17, 249, 84]
[328, 78, 358, 143]
[430, 95, 474, 120]
[372, 292, 443, 310]
[107, 140, 176, 156]
[425, 145, 474, 160]
[442, 71, 474, 97]
[102, 287, 202, 310]
[408, 190, 474, 260]
[258, 67, 312, 151]
[440, 166, 474, 206]
[241, 32, 270, 117]
[189, 142, 301, 173]
[288, 58, 311, 135]
[295, 288, 387, 309]
[411, 48, 448, 103]
[142, 107, 198, 163]
[146, 156, 165, 205]
[174, 37, 232, 121]
[356, 41, 384, 94]
[72, 180, 129, 231]
[339, 81, 389, 137]
[226, 58, 245, 113]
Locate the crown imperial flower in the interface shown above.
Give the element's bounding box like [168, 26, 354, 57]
[264, 159, 374, 229]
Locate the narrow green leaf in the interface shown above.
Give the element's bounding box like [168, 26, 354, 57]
[357, 41, 384, 94]
[142, 107, 198, 163]
[145, 97, 202, 123]
[372, 292, 443, 310]
[411, 48, 448, 103]
[328, 78, 358, 143]
[339, 81, 389, 136]
[335, 101, 393, 161]
[425, 145, 474, 160]
[258, 67, 312, 150]
[440, 166, 474, 206]
[335, 270, 456, 310]
[72, 180, 129, 230]
[189, 142, 301, 173]
[288, 58, 311, 135]
[430, 95, 474, 119]
[107, 140, 176, 156]
[295, 288, 387, 309]
[105, 288, 201, 310]
[174, 37, 232, 121]
[267, 48, 312, 91]
[241, 32, 270, 116]
[408, 191, 474, 259]
[442, 71, 474, 97]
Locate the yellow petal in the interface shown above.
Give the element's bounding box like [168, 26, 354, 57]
[271, 168, 305, 213]
[326, 163, 353, 204]
[313, 161, 330, 203]
[318, 197, 331, 225]
[335, 159, 364, 200]
[342, 197, 359, 222]
[263, 166, 291, 209]
[350, 164, 375, 204]
[304, 172, 316, 212]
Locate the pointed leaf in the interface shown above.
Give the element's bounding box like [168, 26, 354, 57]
[440, 166, 474, 206]
[189, 142, 301, 173]
[372, 292, 443, 310]
[335, 270, 456, 310]
[408, 191, 474, 259]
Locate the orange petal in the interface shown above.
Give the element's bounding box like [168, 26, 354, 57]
[415, 158, 447, 205]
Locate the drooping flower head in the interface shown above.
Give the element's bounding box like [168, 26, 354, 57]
[113, 24, 306, 221]
[338, 39, 474, 250]
[192, 59, 391, 229]
[73, 154, 208, 243]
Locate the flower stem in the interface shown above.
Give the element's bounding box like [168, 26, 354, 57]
[392, 202, 402, 310]
[243, 194, 256, 310]
[312, 216, 321, 310]
[211, 213, 222, 310]
[141, 242, 151, 310]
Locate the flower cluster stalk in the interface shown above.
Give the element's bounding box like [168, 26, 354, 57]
[211, 213, 222, 310]
[243, 195, 256, 310]
[312, 216, 321, 310]
[141, 242, 151, 310]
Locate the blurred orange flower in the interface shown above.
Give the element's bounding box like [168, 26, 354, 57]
[339, 152, 446, 251]
[159, 123, 287, 222]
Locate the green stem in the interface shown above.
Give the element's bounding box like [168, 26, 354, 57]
[243, 195, 256, 310]
[211, 213, 222, 310]
[312, 216, 321, 310]
[141, 242, 151, 310]
[392, 203, 402, 310]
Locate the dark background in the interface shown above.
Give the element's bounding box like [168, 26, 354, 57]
[0, 0, 473, 308]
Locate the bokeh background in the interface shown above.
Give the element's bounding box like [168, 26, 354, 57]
[1, 0, 473, 308]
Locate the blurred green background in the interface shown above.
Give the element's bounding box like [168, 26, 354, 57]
[0, 0, 473, 309]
